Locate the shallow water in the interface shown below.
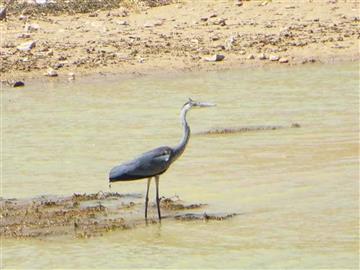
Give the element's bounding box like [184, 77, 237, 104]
[2, 63, 359, 269]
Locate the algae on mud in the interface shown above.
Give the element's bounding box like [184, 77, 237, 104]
[0, 192, 234, 239]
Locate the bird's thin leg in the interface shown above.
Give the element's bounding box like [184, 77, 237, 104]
[155, 175, 161, 221]
[145, 177, 151, 220]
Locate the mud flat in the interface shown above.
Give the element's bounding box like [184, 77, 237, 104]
[1, 0, 359, 83]
[0, 192, 236, 239]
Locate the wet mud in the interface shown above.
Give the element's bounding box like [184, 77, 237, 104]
[0, 192, 236, 239]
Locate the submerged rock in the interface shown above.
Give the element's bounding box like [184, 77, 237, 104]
[197, 124, 301, 135]
[175, 213, 238, 221]
[12, 81, 25, 87]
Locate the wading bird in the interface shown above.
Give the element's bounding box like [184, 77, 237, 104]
[109, 98, 215, 221]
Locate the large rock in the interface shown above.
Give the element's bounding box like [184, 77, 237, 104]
[17, 41, 36, 51]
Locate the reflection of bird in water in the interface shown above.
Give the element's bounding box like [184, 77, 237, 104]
[109, 98, 215, 221]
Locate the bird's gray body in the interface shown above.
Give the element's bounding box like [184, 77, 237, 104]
[109, 146, 174, 181]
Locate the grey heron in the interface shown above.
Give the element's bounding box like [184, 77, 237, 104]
[109, 98, 215, 221]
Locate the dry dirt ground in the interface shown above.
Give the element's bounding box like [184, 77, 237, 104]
[1, 0, 359, 82]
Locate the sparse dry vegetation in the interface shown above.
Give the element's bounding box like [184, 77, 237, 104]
[4, 0, 174, 15]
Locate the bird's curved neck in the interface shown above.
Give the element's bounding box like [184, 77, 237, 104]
[172, 105, 191, 162]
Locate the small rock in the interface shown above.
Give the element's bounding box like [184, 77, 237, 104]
[279, 57, 288, 63]
[247, 54, 255, 59]
[258, 53, 267, 60]
[47, 50, 54, 56]
[211, 35, 220, 41]
[0, 7, 6, 21]
[68, 72, 75, 81]
[17, 40, 36, 51]
[2, 41, 15, 48]
[204, 54, 225, 62]
[19, 14, 28, 21]
[239, 50, 246, 55]
[52, 63, 64, 69]
[225, 36, 236, 50]
[209, 13, 217, 18]
[12, 81, 25, 87]
[269, 55, 280, 61]
[200, 17, 208, 22]
[235, 0, 243, 7]
[88, 13, 98, 17]
[302, 57, 316, 64]
[45, 68, 58, 77]
[117, 20, 128, 25]
[24, 23, 40, 32]
[144, 20, 163, 28]
[16, 33, 31, 39]
[214, 18, 226, 26]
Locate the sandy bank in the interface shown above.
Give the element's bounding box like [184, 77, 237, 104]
[1, 0, 359, 83]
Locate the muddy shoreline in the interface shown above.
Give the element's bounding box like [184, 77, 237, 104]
[1, 0, 359, 84]
[1, 192, 237, 239]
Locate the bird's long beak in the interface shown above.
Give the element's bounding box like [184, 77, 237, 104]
[197, 102, 216, 107]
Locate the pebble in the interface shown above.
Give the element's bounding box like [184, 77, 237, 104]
[235, 0, 243, 7]
[117, 20, 128, 26]
[19, 14, 28, 20]
[17, 40, 36, 51]
[247, 54, 255, 59]
[279, 57, 289, 63]
[24, 23, 40, 32]
[269, 55, 280, 61]
[68, 72, 75, 80]
[214, 18, 226, 26]
[258, 53, 267, 60]
[204, 54, 225, 62]
[0, 7, 6, 20]
[16, 33, 31, 39]
[144, 20, 163, 28]
[45, 68, 58, 77]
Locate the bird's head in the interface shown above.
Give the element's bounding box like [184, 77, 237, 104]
[183, 98, 216, 109]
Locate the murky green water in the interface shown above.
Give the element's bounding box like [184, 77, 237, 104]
[2, 63, 359, 269]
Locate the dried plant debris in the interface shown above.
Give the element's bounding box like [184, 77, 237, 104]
[197, 123, 301, 135]
[1, 192, 233, 239]
[6, 0, 175, 16]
